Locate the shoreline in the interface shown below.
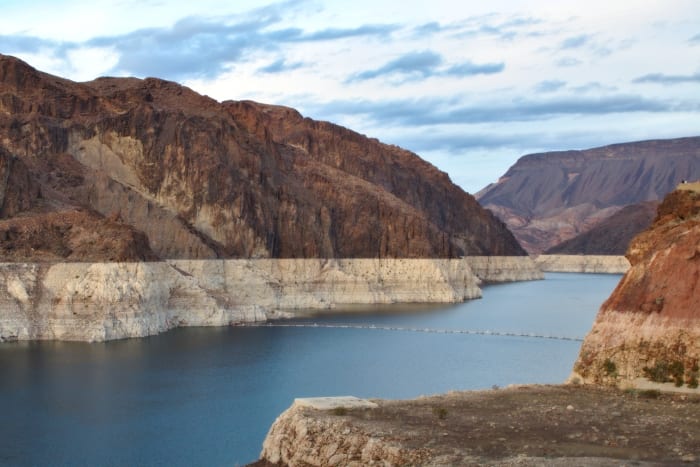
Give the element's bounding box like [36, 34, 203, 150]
[253, 384, 700, 466]
[0, 257, 541, 342]
[533, 254, 630, 274]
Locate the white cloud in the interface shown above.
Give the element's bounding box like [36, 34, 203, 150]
[1, 0, 698, 192]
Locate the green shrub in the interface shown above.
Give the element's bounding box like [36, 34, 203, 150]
[332, 407, 348, 416]
[432, 407, 448, 420]
[603, 358, 617, 377]
[669, 361, 685, 387]
[643, 360, 671, 383]
[638, 389, 661, 399]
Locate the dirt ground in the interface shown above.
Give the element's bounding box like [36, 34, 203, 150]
[249, 384, 700, 466]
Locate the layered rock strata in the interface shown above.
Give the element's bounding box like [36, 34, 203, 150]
[477, 137, 700, 253]
[465, 256, 543, 282]
[0, 54, 524, 260]
[572, 189, 700, 389]
[0, 258, 537, 342]
[257, 386, 700, 466]
[534, 255, 630, 274]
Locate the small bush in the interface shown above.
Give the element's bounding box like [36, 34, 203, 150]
[638, 389, 661, 399]
[643, 360, 670, 383]
[669, 361, 685, 387]
[433, 407, 448, 420]
[332, 407, 348, 416]
[603, 358, 617, 377]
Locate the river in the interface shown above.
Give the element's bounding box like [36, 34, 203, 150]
[0, 272, 621, 465]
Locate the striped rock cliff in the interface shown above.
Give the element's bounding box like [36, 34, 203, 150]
[572, 187, 700, 389]
[0, 257, 541, 342]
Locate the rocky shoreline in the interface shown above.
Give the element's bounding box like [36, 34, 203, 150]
[252, 385, 700, 466]
[0, 256, 541, 342]
[533, 255, 630, 274]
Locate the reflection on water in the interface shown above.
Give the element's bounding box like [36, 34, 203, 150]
[0, 273, 621, 465]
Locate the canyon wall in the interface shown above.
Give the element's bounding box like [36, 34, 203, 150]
[0, 258, 540, 342]
[0, 54, 525, 261]
[572, 189, 700, 389]
[0, 257, 541, 342]
[534, 255, 630, 274]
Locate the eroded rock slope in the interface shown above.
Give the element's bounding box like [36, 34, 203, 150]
[0, 54, 524, 260]
[572, 186, 700, 388]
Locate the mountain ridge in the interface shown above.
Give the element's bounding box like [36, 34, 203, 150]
[0, 54, 525, 261]
[477, 137, 700, 253]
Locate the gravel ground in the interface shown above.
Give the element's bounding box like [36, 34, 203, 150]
[249, 384, 700, 466]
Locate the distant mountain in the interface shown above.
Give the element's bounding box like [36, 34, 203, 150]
[0, 54, 524, 261]
[477, 137, 700, 253]
[545, 201, 658, 255]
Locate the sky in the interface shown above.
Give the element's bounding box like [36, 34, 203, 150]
[1, 0, 699, 193]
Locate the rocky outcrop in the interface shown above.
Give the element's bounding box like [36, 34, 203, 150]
[572, 188, 700, 389]
[0, 258, 487, 342]
[0, 54, 524, 260]
[534, 255, 630, 274]
[260, 398, 430, 466]
[256, 386, 700, 466]
[477, 138, 700, 253]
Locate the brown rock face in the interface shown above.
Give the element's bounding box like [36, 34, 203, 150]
[545, 201, 658, 255]
[573, 188, 700, 388]
[477, 138, 700, 253]
[0, 54, 524, 261]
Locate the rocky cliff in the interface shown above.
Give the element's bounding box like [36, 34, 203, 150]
[0, 54, 524, 260]
[0, 258, 532, 342]
[477, 138, 700, 253]
[572, 187, 700, 389]
[534, 255, 630, 274]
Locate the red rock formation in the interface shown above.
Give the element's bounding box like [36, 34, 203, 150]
[573, 187, 700, 388]
[477, 138, 700, 253]
[0, 54, 524, 261]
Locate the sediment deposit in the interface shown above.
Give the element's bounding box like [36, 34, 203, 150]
[0, 257, 539, 342]
[572, 188, 700, 389]
[534, 255, 630, 274]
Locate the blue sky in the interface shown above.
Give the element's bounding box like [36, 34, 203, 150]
[1, 0, 699, 192]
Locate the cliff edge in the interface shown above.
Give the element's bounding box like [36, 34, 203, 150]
[572, 187, 700, 389]
[255, 386, 700, 466]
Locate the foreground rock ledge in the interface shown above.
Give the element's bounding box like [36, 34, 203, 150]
[0, 257, 541, 342]
[255, 385, 700, 466]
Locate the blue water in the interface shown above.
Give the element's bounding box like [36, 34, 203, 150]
[0, 272, 621, 466]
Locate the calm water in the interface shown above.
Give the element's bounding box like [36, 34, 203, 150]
[0, 272, 620, 466]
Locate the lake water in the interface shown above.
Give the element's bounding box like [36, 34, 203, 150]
[0, 272, 621, 466]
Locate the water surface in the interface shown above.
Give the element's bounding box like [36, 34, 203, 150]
[0, 272, 621, 465]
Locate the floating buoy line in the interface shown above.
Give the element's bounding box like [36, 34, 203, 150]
[241, 322, 583, 342]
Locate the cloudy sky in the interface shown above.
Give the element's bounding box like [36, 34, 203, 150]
[1, 0, 699, 192]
